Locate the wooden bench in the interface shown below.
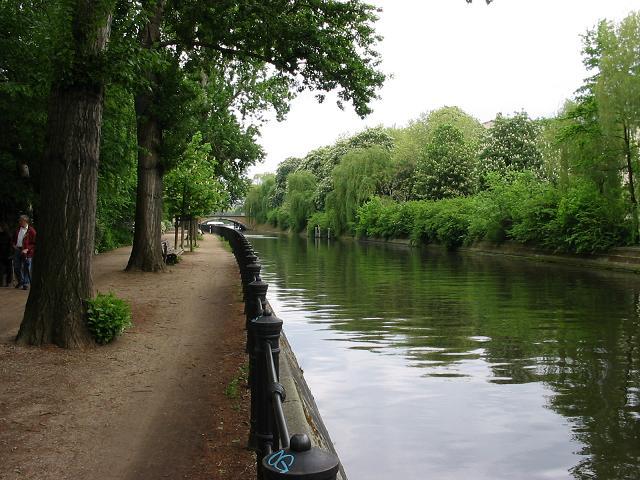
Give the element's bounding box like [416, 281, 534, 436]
[161, 241, 184, 265]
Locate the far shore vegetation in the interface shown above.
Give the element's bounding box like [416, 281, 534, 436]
[245, 12, 640, 254]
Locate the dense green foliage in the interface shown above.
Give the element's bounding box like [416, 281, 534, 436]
[328, 146, 393, 233]
[413, 124, 475, 200]
[285, 171, 318, 232]
[86, 293, 133, 345]
[244, 174, 276, 225]
[478, 112, 542, 178]
[96, 86, 138, 252]
[1, 0, 386, 248]
[356, 173, 629, 253]
[165, 132, 227, 224]
[245, 11, 640, 254]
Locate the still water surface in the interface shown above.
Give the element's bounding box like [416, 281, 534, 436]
[246, 234, 640, 480]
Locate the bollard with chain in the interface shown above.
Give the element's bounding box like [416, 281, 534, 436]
[246, 277, 268, 328]
[250, 307, 283, 473]
[213, 227, 341, 480]
[246, 278, 269, 451]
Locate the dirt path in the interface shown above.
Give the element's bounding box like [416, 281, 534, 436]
[0, 235, 255, 480]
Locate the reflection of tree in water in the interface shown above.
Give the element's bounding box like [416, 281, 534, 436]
[545, 307, 640, 480]
[250, 235, 640, 478]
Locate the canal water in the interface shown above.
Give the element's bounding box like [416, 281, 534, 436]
[246, 234, 640, 480]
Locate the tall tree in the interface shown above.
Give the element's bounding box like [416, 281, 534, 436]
[589, 14, 640, 242]
[244, 174, 276, 225]
[296, 127, 395, 210]
[126, 0, 166, 271]
[17, 0, 116, 347]
[284, 171, 317, 232]
[389, 106, 483, 201]
[413, 124, 475, 200]
[165, 131, 226, 246]
[126, 0, 385, 271]
[328, 146, 393, 234]
[476, 112, 542, 189]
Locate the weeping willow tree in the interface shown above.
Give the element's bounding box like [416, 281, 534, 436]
[284, 171, 317, 232]
[244, 174, 276, 225]
[327, 146, 393, 234]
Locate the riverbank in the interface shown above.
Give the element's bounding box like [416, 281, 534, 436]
[357, 237, 640, 274]
[250, 223, 640, 275]
[0, 236, 255, 480]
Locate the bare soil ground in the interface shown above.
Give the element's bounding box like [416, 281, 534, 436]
[0, 235, 256, 480]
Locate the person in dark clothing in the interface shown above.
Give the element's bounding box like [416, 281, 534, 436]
[0, 223, 12, 287]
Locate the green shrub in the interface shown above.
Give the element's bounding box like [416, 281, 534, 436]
[95, 221, 133, 253]
[86, 292, 133, 345]
[266, 208, 279, 227]
[551, 182, 629, 253]
[504, 175, 560, 246]
[467, 191, 509, 244]
[356, 198, 417, 239]
[346, 171, 629, 253]
[427, 198, 472, 249]
[355, 197, 385, 237]
[276, 207, 291, 230]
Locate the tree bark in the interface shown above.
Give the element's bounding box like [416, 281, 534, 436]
[126, 1, 166, 272]
[174, 217, 179, 250]
[126, 106, 165, 271]
[17, 0, 114, 348]
[189, 217, 194, 252]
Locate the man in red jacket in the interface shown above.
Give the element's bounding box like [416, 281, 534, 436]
[12, 214, 36, 290]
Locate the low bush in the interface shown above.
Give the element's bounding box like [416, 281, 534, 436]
[275, 207, 291, 230]
[551, 182, 629, 253]
[354, 172, 629, 253]
[356, 198, 418, 239]
[409, 197, 473, 249]
[266, 208, 279, 227]
[86, 292, 133, 345]
[95, 221, 133, 253]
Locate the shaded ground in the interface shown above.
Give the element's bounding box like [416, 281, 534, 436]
[0, 235, 256, 479]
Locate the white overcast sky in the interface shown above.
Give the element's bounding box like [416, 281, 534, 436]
[249, 0, 639, 177]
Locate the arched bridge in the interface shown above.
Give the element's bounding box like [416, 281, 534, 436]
[201, 213, 250, 231]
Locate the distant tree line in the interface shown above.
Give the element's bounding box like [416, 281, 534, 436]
[245, 11, 640, 254]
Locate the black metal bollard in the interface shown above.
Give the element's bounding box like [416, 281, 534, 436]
[246, 277, 268, 328]
[241, 257, 260, 291]
[250, 307, 283, 467]
[246, 279, 269, 451]
[262, 434, 339, 480]
[237, 250, 257, 275]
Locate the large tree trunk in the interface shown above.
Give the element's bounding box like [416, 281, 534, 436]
[17, 0, 114, 348]
[174, 217, 179, 250]
[126, 2, 166, 272]
[126, 107, 165, 271]
[180, 218, 185, 249]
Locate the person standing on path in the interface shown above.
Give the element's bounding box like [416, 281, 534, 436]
[12, 215, 36, 290]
